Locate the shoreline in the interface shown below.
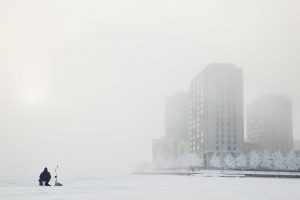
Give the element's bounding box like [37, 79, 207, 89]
[133, 170, 300, 178]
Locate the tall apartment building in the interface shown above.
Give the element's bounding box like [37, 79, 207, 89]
[189, 63, 244, 161]
[247, 95, 293, 154]
[152, 92, 189, 165]
[294, 140, 300, 151]
[165, 92, 189, 157]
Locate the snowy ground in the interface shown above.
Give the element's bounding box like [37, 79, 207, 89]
[1, 175, 300, 200]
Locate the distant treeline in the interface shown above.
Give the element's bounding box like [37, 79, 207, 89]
[153, 151, 300, 172]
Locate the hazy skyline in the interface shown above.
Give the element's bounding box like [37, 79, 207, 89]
[0, 0, 300, 177]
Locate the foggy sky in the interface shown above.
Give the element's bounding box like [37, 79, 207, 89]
[0, 0, 300, 177]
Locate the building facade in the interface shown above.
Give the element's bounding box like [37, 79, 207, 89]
[294, 140, 300, 151]
[165, 92, 189, 157]
[243, 141, 261, 153]
[247, 95, 293, 154]
[189, 63, 244, 161]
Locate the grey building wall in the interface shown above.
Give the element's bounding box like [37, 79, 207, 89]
[165, 92, 189, 157]
[294, 140, 300, 151]
[247, 95, 293, 154]
[243, 141, 261, 153]
[189, 63, 244, 160]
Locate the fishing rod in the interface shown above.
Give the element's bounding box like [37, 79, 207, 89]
[54, 165, 63, 186]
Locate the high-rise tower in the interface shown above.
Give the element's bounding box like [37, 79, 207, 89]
[247, 95, 293, 154]
[189, 63, 244, 161]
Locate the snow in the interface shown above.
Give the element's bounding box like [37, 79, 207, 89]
[224, 154, 235, 169]
[210, 152, 222, 169]
[248, 151, 261, 170]
[1, 175, 300, 200]
[153, 151, 300, 171]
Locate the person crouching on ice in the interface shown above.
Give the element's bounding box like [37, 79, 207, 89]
[39, 167, 51, 186]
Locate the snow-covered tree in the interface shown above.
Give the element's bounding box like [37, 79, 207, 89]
[248, 151, 261, 170]
[224, 154, 235, 169]
[186, 153, 203, 170]
[154, 149, 300, 172]
[296, 154, 300, 171]
[153, 153, 203, 171]
[235, 153, 247, 170]
[271, 151, 285, 171]
[261, 151, 272, 170]
[209, 152, 223, 169]
[286, 151, 298, 171]
[176, 153, 202, 170]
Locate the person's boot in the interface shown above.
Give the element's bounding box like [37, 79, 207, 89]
[39, 181, 43, 186]
[45, 182, 51, 186]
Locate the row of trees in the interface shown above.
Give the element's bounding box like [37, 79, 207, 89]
[153, 153, 203, 171]
[210, 151, 299, 171]
[153, 151, 300, 172]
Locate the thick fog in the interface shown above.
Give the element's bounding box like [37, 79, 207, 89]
[0, 0, 299, 177]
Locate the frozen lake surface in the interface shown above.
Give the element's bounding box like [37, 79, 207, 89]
[1, 175, 299, 200]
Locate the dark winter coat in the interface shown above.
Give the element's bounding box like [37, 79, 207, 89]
[39, 168, 51, 182]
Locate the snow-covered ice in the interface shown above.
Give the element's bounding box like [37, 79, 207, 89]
[1, 175, 300, 200]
